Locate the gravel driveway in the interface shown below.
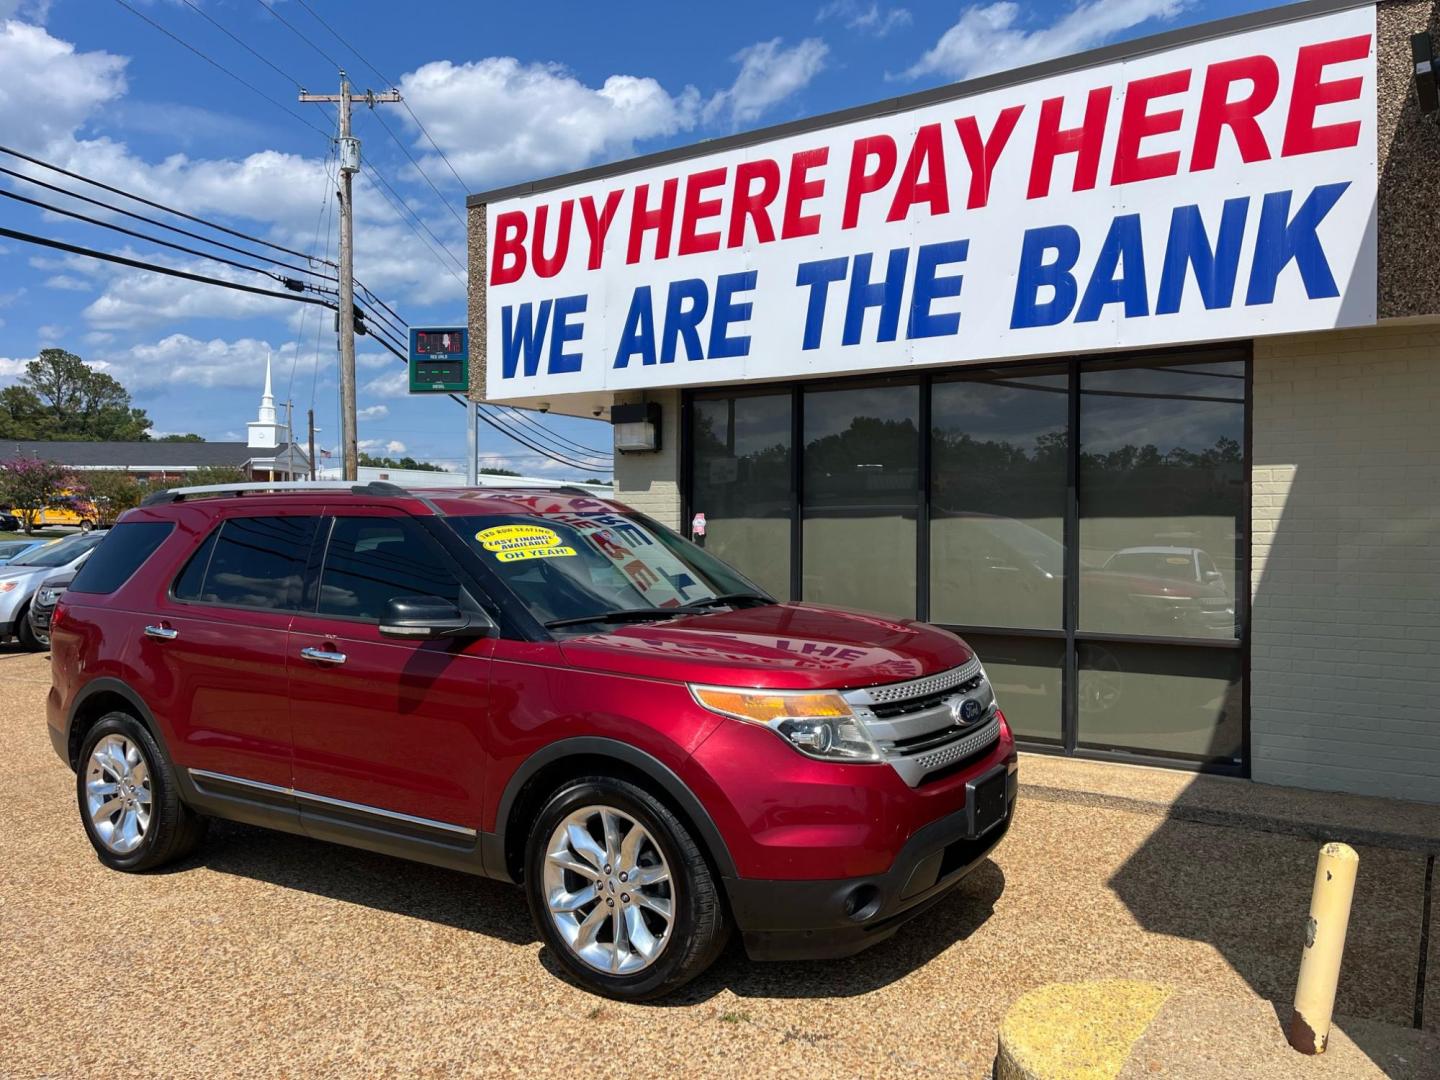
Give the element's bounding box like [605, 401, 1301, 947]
[1, 645, 1429, 1077]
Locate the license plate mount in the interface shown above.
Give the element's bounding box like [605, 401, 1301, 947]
[968, 769, 1008, 837]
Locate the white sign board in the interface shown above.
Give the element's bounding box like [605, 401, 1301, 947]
[485, 6, 1376, 401]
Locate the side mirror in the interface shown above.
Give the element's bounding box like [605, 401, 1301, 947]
[378, 595, 494, 640]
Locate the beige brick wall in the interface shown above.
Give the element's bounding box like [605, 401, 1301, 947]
[1252, 323, 1440, 803]
[612, 390, 682, 531]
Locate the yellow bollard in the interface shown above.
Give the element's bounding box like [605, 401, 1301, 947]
[1287, 842, 1359, 1054]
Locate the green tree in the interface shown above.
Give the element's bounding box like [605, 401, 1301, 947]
[158, 433, 205, 442]
[184, 466, 248, 487]
[78, 470, 144, 526]
[0, 457, 77, 534]
[0, 349, 153, 441]
[480, 466, 521, 477]
[357, 452, 446, 472]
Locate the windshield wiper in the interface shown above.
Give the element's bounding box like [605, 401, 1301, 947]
[545, 607, 693, 629]
[681, 592, 773, 610]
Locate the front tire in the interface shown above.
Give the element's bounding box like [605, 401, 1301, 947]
[76, 712, 207, 872]
[524, 776, 728, 1000]
[15, 605, 40, 651]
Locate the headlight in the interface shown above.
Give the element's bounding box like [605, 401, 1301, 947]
[690, 685, 882, 762]
[37, 588, 62, 605]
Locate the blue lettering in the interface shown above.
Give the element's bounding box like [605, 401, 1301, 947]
[1011, 225, 1080, 329]
[613, 287, 656, 368]
[661, 278, 709, 363]
[1157, 199, 1248, 314]
[1077, 214, 1148, 322]
[795, 257, 848, 350]
[908, 239, 968, 340]
[548, 294, 586, 374]
[709, 270, 755, 359]
[1246, 182, 1348, 306]
[843, 247, 908, 346]
[500, 300, 552, 379]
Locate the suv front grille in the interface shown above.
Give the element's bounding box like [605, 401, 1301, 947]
[844, 658, 1000, 788]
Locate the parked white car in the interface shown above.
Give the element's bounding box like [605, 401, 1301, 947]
[0, 531, 108, 649]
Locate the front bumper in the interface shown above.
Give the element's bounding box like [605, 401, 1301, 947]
[29, 604, 54, 634]
[0, 618, 14, 640]
[725, 763, 1018, 961]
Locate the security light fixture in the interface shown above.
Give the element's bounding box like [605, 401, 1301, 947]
[611, 402, 661, 453]
[1415, 32, 1439, 122]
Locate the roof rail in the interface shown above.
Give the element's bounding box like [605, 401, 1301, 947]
[141, 480, 410, 506]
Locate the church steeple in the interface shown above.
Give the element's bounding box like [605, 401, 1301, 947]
[247, 352, 286, 451]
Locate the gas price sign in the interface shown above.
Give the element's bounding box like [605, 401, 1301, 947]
[408, 328, 469, 393]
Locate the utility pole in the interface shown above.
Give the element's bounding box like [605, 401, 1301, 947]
[307, 408, 317, 481]
[300, 73, 401, 481]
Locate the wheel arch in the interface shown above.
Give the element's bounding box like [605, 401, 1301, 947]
[491, 737, 738, 886]
[67, 677, 171, 770]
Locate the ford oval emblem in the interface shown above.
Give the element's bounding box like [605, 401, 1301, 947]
[955, 698, 983, 724]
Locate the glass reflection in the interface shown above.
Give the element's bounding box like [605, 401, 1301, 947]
[1079, 361, 1244, 640]
[962, 633, 1063, 743]
[802, 384, 919, 617]
[931, 372, 1067, 629]
[690, 395, 793, 600]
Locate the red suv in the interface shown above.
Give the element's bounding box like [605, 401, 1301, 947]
[47, 482, 1016, 999]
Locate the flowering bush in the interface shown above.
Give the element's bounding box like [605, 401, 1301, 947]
[0, 457, 78, 533]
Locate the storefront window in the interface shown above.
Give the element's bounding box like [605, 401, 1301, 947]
[690, 395, 792, 600]
[930, 370, 1068, 629]
[802, 384, 919, 617]
[1078, 360, 1245, 641]
[960, 633, 1063, 744]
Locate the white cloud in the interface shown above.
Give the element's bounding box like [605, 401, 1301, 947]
[0, 21, 125, 151]
[357, 404, 390, 420]
[363, 369, 410, 397]
[905, 0, 1185, 81]
[44, 274, 91, 291]
[705, 38, 829, 127]
[386, 440, 407, 454]
[36, 323, 64, 341]
[817, 1, 912, 36]
[400, 57, 700, 186]
[358, 438, 408, 455]
[0, 355, 35, 385]
[94, 333, 302, 391]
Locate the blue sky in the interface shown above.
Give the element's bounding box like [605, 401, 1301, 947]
[0, 0, 1273, 478]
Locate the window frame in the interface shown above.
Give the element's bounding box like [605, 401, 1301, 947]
[309, 513, 470, 626]
[166, 512, 325, 615]
[683, 341, 1252, 776]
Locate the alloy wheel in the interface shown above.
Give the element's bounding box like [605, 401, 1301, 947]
[85, 734, 152, 854]
[541, 805, 674, 975]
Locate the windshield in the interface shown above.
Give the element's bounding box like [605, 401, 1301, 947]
[447, 510, 768, 629]
[12, 533, 103, 568]
[0, 541, 35, 559]
[1103, 551, 1199, 582]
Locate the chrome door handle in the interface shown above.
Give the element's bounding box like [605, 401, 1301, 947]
[300, 646, 347, 665]
[144, 625, 178, 641]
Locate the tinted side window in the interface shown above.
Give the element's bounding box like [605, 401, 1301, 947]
[191, 516, 319, 610]
[69, 522, 175, 595]
[172, 530, 218, 600]
[318, 517, 461, 621]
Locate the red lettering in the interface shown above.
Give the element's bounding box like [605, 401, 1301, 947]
[887, 124, 949, 222]
[954, 105, 1023, 209]
[1283, 34, 1371, 157]
[842, 135, 896, 229]
[625, 178, 678, 265]
[782, 147, 829, 240]
[1112, 69, 1191, 185]
[1191, 55, 1279, 171]
[530, 199, 573, 278]
[1027, 86, 1111, 199]
[489, 210, 527, 286]
[726, 159, 780, 247]
[677, 166, 727, 256]
[579, 190, 623, 270]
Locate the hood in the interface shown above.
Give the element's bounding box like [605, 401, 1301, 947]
[559, 602, 973, 691]
[0, 564, 47, 583]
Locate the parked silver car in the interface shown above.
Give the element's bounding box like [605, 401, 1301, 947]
[0, 531, 107, 649]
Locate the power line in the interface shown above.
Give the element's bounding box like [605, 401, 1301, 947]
[288, 139, 339, 403]
[361, 161, 467, 283]
[110, 0, 332, 141]
[0, 186, 304, 288]
[253, 0, 343, 71]
[0, 224, 337, 309]
[0, 164, 334, 281]
[364, 107, 466, 229]
[0, 144, 328, 265]
[177, 0, 308, 91]
[497, 404, 612, 458]
[292, 0, 474, 192]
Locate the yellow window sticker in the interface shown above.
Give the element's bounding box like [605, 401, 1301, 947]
[476, 524, 575, 561]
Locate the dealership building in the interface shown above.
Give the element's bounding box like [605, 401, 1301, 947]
[466, 0, 1440, 803]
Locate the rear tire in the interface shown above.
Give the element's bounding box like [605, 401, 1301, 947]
[76, 712, 207, 872]
[78, 519, 93, 533]
[524, 776, 728, 1000]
